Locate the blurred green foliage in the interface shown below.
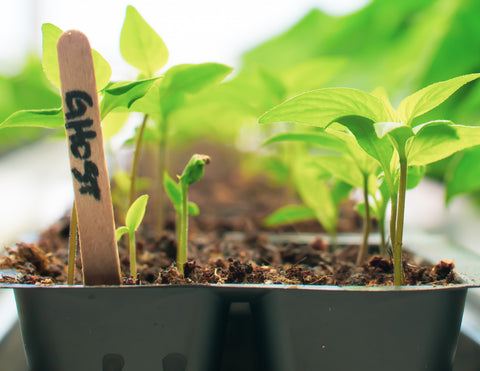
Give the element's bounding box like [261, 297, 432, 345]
[0, 56, 60, 154]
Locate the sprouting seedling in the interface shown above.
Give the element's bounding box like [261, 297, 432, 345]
[116, 194, 149, 279]
[174, 154, 210, 276]
[263, 128, 379, 262]
[260, 73, 480, 286]
[100, 6, 232, 231]
[262, 144, 351, 248]
[164, 172, 200, 239]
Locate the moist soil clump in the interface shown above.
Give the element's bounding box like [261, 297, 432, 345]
[0, 217, 461, 287]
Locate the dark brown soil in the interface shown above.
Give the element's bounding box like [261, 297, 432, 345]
[0, 216, 460, 287]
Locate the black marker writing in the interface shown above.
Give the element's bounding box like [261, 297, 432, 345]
[65, 90, 93, 120]
[71, 160, 101, 200]
[64, 90, 101, 201]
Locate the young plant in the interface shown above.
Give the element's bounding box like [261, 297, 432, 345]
[260, 73, 480, 286]
[172, 154, 210, 275]
[263, 128, 380, 263]
[164, 172, 200, 239]
[116, 194, 149, 279]
[263, 142, 352, 248]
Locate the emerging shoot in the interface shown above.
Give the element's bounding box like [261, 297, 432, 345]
[176, 154, 210, 275]
[116, 194, 149, 279]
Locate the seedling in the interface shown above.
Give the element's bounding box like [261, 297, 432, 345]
[164, 172, 200, 239]
[260, 73, 480, 285]
[173, 154, 210, 275]
[116, 194, 149, 279]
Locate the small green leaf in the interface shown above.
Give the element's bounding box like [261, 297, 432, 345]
[0, 108, 63, 129]
[42, 23, 112, 90]
[259, 88, 389, 127]
[294, 160, 337, 235]
[407, 121, 479, 166]
[115, 226, 129, 242]
[120, 6, 169, 76]
[446, 147, 480, 202]
[164, 172, 181, 210]
[131, 63, 232, 117]
[100, 77, 160, 119]
[179, 154, 211, 186]
[263, 204, 316, 227]
[125, 194, 149, 233]
[406, 165, 425, 189]
[188, 202, 200, 216]
[335, 115, 396, 195]
[374, 122, 414, 160]
[312, 155, 363, 189]
[398, 73, 480, 126]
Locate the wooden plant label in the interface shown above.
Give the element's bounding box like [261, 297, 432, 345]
[57, 31, 121, 285]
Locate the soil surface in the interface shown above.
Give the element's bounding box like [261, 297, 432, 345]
[0, 143, 461, 287]
[0, 216, 459, 287]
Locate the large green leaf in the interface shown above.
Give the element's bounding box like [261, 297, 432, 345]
[100, 77, 160, 119]
[398, 73, 480, 126]
[0, 108, 63, 129]
[263, 131, 346, 155]
[120, 6, 169, 77]
[408, 121, 480, 166]
[263, 204, 316, 227]
[42, 23, 112, 90]
[259, 88, 389, 127]
[125, 194, 149, 233]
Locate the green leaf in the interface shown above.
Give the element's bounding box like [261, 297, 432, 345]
[312, 155, 363, 189]
[120, 6, 169, 76]
[263, 204, 316, 227]
[259, 88, 389, 127]
[445, 147, 480, 202]
[294, 160, 337, 235]
[0, 108, 63, 129]
[406, 165, 425, 189]
[164, 171, 181, 210]
[334, 115, 396, 195]
[100, 77, 160, 119]
[42, 23, 112, 90]
[398, 73, 480, 126]
[263, 131, 345, 155]
[125, 194, 149, 233]
[115, 226, 129, 242]
[131, 63, 232, 117]
[179, 154, 211, 186]
[164, 171, 199, 217]
[408, 121, 480, 166]
[42, 23, 63, 89]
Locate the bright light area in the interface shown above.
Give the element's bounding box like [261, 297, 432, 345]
[0, 0, 370, 78]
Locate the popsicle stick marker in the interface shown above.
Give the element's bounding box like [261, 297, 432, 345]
[57, 30, 121, 285]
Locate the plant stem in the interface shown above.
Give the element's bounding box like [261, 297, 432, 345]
[157, 118, 168, 231]
[67, 202, 78, 285]
[175, 209, 181, 242]
[129, 114, 149, 208]
[389, 194, 397, 251]
[129, 231, 136, 279]
[378, 216, 387, 257]
[177, 182, 188, 276]
[393, 159, 407, 286]
[356, 175, 371, 266]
